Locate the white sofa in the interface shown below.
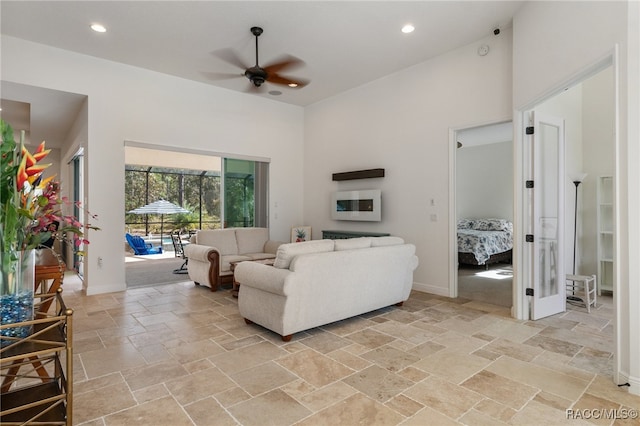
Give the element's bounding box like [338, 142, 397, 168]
[184, 228, 284, 291]
[234, 237, 419, 341]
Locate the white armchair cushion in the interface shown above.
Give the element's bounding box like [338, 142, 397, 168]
[334, 237, 372, 251]
[273, 239, 335, 269]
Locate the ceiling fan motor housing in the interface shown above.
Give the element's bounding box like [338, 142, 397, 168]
[245, 66, 268, 86]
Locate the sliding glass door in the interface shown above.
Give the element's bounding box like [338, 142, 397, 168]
[222, 158, 269, 228]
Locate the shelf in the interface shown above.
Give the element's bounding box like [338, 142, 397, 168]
[1, 380, 67, 424]
[322, 230, 390, 239]
[597, 176, 614, 296]
[1, 320, 66, 362]
[1, 291, 72, 425]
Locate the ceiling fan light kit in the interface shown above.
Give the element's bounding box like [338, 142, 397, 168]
[211, 26, 310, 91]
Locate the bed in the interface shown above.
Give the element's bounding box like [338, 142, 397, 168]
[457, 218, 513, 267]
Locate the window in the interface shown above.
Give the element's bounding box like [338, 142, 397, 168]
[124, 146, 268, 236]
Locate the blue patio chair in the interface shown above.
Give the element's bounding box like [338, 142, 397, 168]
[125, 233, 163, 255]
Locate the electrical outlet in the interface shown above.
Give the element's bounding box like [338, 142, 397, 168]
[97, 256, 103, 268]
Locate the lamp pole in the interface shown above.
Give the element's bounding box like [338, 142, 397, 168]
[572, 180, 581, 275]
[571, 173, 587, 275]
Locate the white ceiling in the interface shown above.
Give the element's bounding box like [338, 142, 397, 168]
[0, 1, 524, 147]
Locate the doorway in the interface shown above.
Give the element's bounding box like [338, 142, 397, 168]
[516, 63, 616, 320]
[453, 121, 514, 307]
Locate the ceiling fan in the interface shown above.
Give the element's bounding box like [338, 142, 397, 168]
[209, 26, 309, 90]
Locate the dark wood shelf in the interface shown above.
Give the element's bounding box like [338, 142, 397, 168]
[1, 321, 66, 360]
[322, 230, 390, 239]
[332, 168, 385, 181]
[1, 291, 72, 425]
[1, 381, 67, 424]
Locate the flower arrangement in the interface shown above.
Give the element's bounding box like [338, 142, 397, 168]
[1, 118, 98, 291]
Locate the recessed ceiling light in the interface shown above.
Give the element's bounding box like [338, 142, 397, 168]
[287, 83, 298, 88]
[401, 24, 415, 34]
[91, 23, 107, 33]
[268, 90, 282, 96]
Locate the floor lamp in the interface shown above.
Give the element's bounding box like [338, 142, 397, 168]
[571, 173, 587, 275]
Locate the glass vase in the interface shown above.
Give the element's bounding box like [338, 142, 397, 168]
[1, 250, 35, 345]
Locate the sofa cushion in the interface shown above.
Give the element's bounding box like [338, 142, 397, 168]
[334, 237, 372, 251]
[221, 254, 252, 273]
[273, 239, 335, 269]
[236, 227, 269, 254]
[197, 229, 238, 255]
[370, 236, 405, 247]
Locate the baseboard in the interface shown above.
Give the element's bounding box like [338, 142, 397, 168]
[617, 370, 640, 396]
[412, 282, 450, 297]
[85, 282, 126, 295]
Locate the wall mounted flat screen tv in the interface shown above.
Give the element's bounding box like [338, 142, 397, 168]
[331, 190, 381, 221]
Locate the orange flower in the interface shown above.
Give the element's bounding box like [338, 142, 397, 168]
[27, 163, 52, 177]
[33, 141, 51, 162]
[16, 140, 52, 190]
[16, 154, 29, 190]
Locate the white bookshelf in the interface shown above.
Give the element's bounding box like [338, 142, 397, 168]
[597, 176, 614, 294]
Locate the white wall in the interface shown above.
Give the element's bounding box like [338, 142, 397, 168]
[304, 29, 513, 295]
[1, 36, 305, 295]
[513, 0, 639, 395]
[456, 141, 513, 221]
[582, 68, 615, 276]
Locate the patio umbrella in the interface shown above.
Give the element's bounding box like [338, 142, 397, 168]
[127, 200, 190, 242]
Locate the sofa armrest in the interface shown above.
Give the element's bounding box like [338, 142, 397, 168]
[184, 243, 220, 262]
[184, 243, 225, 291]
[234, 262, 292, 296]
[263, 240, 286, 255]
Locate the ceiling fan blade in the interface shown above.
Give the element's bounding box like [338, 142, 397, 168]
[201, 71, 244, 81]
[267, 74, 310, 88]
[211, 48, 250, 70]
[262, 54, 305, 74]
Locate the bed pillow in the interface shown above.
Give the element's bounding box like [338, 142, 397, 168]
[473, 218, 512, 232]
[457, 219, 475, 229]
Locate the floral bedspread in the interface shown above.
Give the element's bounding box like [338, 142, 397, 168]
[457, 228, 513, 265]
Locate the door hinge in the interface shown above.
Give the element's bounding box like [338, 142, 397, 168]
[526, 234, 534, 242]
[526, 180, 534, 188]
[526, 288, 534, 296]
[526, 126, 534, 135]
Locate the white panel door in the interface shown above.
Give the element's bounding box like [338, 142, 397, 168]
[529, 112, 566, 320]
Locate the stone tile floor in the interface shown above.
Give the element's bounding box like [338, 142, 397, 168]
[58, 275, 639, 425]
